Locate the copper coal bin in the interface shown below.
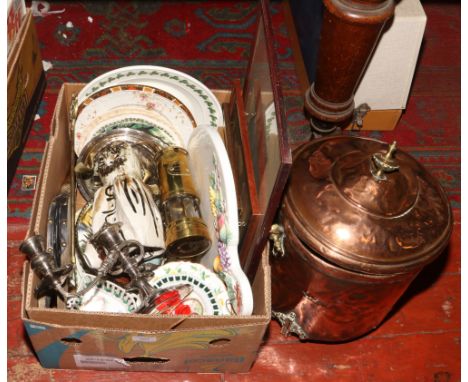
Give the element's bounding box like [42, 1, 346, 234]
[270, 136, 453, 342]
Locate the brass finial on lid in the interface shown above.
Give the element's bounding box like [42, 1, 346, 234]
[371, 141, 399, 180]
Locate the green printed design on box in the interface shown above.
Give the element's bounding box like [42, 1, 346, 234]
[118, 328, 240, 355]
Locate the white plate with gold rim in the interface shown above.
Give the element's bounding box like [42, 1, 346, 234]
[74, 84, 196, 155]
[77, 65, 224, 131]
[75, 106, 183, 154]
[187, 125, 253, 315]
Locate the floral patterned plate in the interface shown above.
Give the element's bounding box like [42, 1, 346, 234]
[77, 65, 224, 131]
[187, 125, 253, 315]
[74, 84, 195, 155]
[71, 280, 141, 314]
[148, 261, 232, 316]
[75, 105, 182, 155]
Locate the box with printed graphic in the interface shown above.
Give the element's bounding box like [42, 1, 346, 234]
[20, 82, 273, 373]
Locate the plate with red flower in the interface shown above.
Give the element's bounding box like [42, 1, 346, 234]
[148, 261, 232, 316]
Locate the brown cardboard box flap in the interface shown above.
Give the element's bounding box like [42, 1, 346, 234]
[8, 9, 44, 159]
[345, 109, 402, 131]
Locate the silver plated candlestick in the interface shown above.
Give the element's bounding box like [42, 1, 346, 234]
[90, 222, 163, 313]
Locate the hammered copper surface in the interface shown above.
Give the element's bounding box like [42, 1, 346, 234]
[285, 136, 452, 274]
[271, 135, 453, 342]
[271, 220, 418, 342]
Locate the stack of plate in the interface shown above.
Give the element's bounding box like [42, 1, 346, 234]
[74, 65, 226, 156]
[72, 65, 253, 316]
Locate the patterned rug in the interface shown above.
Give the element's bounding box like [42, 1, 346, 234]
[7, 0, 460, 226]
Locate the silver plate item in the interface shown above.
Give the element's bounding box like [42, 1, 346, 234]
[75, 128, 163, 202]
[46, 192, 70, 267]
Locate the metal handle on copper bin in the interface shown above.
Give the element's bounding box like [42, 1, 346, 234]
[269, 224, 286, 258]
[272, 310, 309, 340]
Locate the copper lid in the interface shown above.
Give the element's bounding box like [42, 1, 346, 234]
[284, 136, 453, 274]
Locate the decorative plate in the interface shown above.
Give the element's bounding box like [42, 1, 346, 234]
[148, 261, 232, 316]
[74, 84, 195, 155]
[75, 106, 183, 155]
[76, 65, 224, 131]
[187, 125, 253, 315]
[70, 250, 141, 314]
[69, 275, 141, 314]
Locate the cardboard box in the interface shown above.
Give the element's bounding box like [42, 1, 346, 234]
[21, 83, 271, 373]
[7, 8, 46, 188]
[344, 109, 402, 131]
[353, 0, 427, 111]
[348, 0, 426, 131]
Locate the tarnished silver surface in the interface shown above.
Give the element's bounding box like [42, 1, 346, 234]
[75, 128, 163, 201]
[19, 235, 74, 300]
[46, 192, 69, 267]
[90, 222, 160, 313]
[75, 202, 164, 274]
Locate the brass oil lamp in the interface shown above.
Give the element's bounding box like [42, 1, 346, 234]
[157, 146, 211, 259]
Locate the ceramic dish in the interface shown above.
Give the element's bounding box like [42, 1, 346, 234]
[187, 125, 253, 315]
[76, 65, 224, 131]
[74, 84, 195, 155]
[75, 106, 183, 155]
[70, 275, 141, 314]
[148, 261, 232, 316]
